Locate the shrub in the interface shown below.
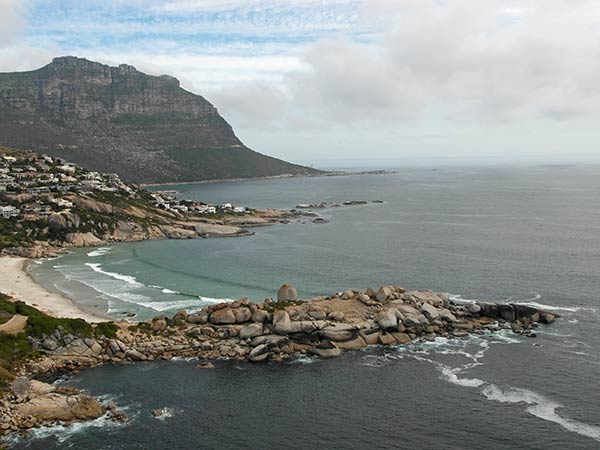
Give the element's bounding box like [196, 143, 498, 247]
[26, 316, 93, 339]
[94, 322, 118, 339]
[0, 332, 37, 368]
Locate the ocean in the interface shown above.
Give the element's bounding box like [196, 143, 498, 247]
[14, 165, 600, 449]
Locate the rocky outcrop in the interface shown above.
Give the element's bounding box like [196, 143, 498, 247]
[0, 56, 320, 184]
[64, 232, 105, 247]
[21, 284, 559, 374]
[0, 378, 118, 435]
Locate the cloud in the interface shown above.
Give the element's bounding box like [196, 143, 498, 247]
[0, 0, 26, 47]
[211, 0, 600, 128]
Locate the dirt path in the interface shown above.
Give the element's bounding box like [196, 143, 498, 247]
[0, 314, 27, 334]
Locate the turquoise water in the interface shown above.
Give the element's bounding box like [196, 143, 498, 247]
[20, 165, 600, 449]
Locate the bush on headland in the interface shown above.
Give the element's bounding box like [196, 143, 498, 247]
[0, 293, 118, 382]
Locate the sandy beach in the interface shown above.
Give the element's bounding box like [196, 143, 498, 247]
[0, 256, 107, 323]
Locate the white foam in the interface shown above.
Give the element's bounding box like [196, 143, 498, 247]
[133, 297, 231, 312]
[161, 288, 180, 294]
[85, 263, 143, 287]
[87, 247, 112, 257]
[153, 407, 175, 420]
[4, 413, 127, 446]
[514, 301, 592, 313]
[482, 385, 600, 442]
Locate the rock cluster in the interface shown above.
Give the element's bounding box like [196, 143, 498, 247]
[0, 378, 125, 436]
[24, 285, 558, 372]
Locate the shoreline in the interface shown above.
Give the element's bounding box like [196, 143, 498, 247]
[141, 169, 395, 188]
[0, 256, 107, 323]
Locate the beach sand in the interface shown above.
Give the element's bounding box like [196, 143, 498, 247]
[0, 256, 106, 323]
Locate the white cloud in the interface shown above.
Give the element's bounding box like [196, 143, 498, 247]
[0, 0, 26, 47]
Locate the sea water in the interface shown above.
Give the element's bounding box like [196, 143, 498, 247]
[18, 165, 600, 449]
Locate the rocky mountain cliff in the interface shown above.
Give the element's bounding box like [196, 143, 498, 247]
[0, 56, 319, 184]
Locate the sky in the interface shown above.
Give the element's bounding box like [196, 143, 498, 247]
[0, 0, 599, 167]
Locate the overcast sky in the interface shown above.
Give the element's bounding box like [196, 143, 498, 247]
[1, 0, 599, 167]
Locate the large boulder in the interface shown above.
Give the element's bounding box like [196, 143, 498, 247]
[233, 307, 252, 323]
[498, 304, 516, 322]
[210, 308, 236, 325]
[408, 290, 444, 307]
[320, 323, 356, 342]
[421, 303, 440, 321]
[272, 310, 293, 334]
[309, 341, 342, 358]
[248, 344, 270, 362]
[187, 311, 208, 324]
[376, 286, 395, 302]
[277, 284, 298, 302]
[239, 323, 263, 339]
[376, 308, 399, 330]
[17, 392, 104, 422]
[477, 302, 499, 318]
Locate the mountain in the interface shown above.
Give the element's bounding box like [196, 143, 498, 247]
[0, 56, 319, 184]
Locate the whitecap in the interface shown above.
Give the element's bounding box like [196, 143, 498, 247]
[513, 301, 592, 313]
[161, 288, 180, 294]
[84, 263, 143, 287]
[87, 247, 112, 257]
[153, 407, 175, 420]
[482, 385, 600, 442]
[133, 297, 231, 312]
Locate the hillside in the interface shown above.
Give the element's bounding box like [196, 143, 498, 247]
[0, 57, 320, 184]
[0, 148, 299, 257]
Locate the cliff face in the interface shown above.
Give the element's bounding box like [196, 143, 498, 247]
[0, 56, 318, 183]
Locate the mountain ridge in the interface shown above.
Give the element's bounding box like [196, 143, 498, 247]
[0, 56, 320, 184]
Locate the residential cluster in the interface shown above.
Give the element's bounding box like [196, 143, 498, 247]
[0, 150, 251, 222]
[0, 151, 131, 220]
[149, 191, 248, 215]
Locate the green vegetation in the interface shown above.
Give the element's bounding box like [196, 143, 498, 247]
[0, 218, 34, 249]
[262, 300, 305, 313]
[94, 321, 118, 339]
[0, 295, 118, 379]
[26, 316, 93, 339]
[0, 333, 37, 377]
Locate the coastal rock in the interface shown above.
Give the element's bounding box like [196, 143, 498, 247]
[376, 308, 399, 330]
[408, 290, 444, 307]
[320, 323, 356, 342]
[328, 311, 346, 322]
[16, 392, 104, 422]
[277, 284, 298, 302]
[248, 344, 270, 362]
[358, 293, 377, 306]
[467, 303, 482, 314]
[187, 312, 208, 324]
[341, 290, 355, 300]
[438, 309, 458, 322]
[498, 304, 516, 322]
[336, 335, 367, 350]
[378, 331, 397, 345]
[64, 232, 104, 247]
[239, 323, 263, 339]
[272, 310, 292, 334]
[251, 310, 269, 323]
[233, 307, 252, 323]
[421, 303, 440, 321]
[151, 319, 168, 332]
[210, 308, 236, 325]
[376, 286, 394, 302]
[309, 341, 342, 358]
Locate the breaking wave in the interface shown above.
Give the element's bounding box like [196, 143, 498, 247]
[482, 385, 600, 442]
[87, 247, 112, 257]
[85, 263, 143, 287]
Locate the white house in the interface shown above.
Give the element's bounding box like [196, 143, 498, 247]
[0, 205, 20, 218]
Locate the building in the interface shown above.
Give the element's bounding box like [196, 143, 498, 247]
[0, 205, 20, 218]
